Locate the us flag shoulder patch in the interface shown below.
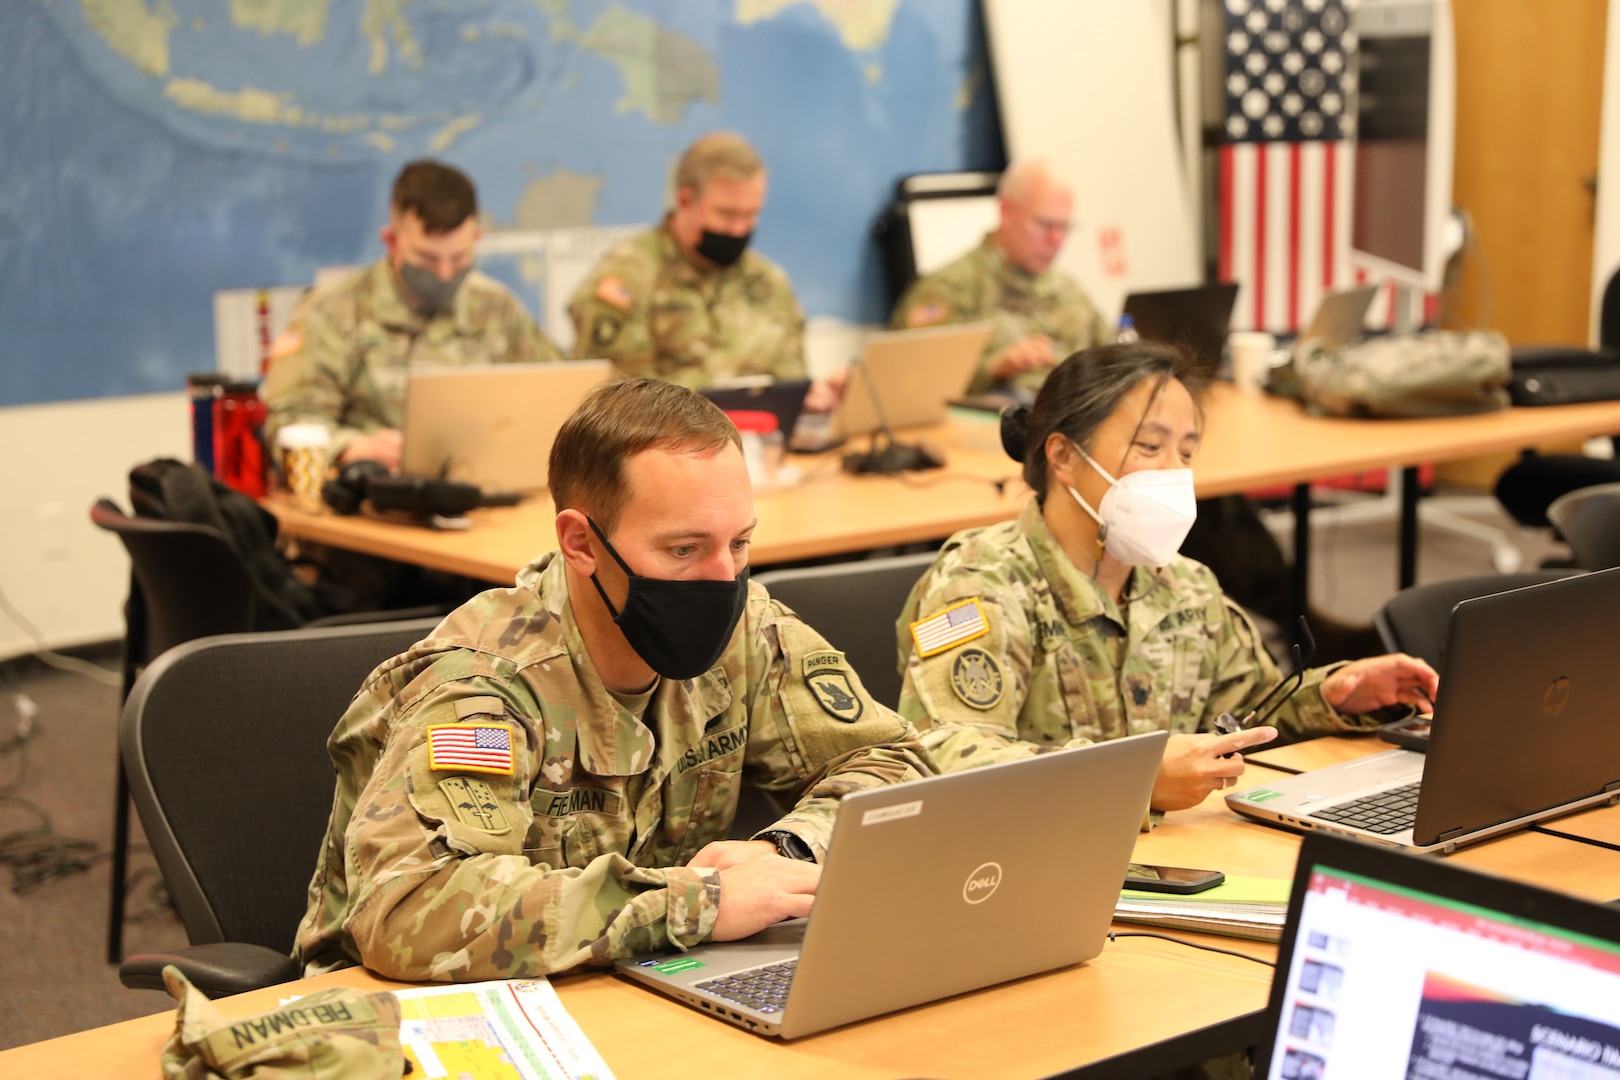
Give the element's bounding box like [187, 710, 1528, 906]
[910, 599, 989, 659]
[427, 723, 515, 776]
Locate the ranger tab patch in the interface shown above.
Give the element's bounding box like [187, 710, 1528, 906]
[950, 648, 1005, 710]
[427, 723, 515, 775]
[803, 650, 864, 723]
[910, 599, 989, 658]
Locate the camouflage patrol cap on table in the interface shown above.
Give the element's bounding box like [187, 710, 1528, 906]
[160, 966, 404, 1079]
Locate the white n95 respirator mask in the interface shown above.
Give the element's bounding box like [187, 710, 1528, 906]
[1066, 446, 1197, 567]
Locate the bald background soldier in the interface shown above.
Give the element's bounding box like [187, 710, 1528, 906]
[569, 132, 842, 412]
[890, 160, 1109, 397]
[265, 159, 563, 470]
[293, 378, 933, 981]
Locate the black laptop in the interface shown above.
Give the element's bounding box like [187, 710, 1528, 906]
[1256, 832, 1620, 1078]
[1123, 283, 1240, 376]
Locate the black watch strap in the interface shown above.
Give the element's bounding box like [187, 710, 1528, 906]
[758, 830, 816, 862]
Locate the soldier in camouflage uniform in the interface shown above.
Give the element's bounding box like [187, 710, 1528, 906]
[294, 379, 933, 981]
[895, 343, 1438, 817]
[569, 133, 844, 412]
[891, 161, 1110, 397]
[265, 159, 562, 469]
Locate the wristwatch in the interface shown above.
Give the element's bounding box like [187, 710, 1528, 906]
[758, 830, 816, 862]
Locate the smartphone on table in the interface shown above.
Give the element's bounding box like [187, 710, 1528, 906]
[1124, 863, 1225, 894]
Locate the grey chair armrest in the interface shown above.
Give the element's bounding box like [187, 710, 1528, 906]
[119, 942, 302, 999]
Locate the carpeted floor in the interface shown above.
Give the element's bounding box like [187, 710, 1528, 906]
[0, 492, 1568, 1050]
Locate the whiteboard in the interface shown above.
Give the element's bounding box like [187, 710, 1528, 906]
[983, 0, 1201, 320]
[909, 196, 1001, 277]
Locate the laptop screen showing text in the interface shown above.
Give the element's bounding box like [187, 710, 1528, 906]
[1265, 868, 1620, 1079]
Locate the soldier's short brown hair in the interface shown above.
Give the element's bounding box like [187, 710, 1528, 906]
[673, 132, 764, 195]
[1002, 342, 1206, 497]
[391, 159, 478, 234]
[549, 379, 743, 532]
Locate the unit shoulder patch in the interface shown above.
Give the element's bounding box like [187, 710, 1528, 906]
[438, 776, 509, 833]
[426, 723, 515, 776]
[950, 648, 1005, 711]
[803, 649, 864, 723]
[910, 598, 989, 658]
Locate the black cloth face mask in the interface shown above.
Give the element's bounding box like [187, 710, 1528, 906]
[695, 229, 752, 267]
[398, 262, 469, 316]
[586, 518, 750, 681]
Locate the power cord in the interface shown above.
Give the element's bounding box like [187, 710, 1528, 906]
[1107, 930, 1276, 968]
[0, 579, 120, 687]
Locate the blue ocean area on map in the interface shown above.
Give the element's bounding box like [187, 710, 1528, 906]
[0, 0, 1001, 406]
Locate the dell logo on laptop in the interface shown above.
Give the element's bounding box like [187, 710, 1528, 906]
[963, 862, 1003, 904]
[1543, 676, 1572, 717]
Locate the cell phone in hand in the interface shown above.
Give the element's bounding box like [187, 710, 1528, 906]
[1124, 863, 1226, 894]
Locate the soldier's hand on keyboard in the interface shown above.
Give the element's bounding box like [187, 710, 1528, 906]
[713, 858, 822, 941]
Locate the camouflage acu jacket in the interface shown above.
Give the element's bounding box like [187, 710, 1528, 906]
[890, 233, 1110, 396]
[567, 217, 805, 387]
[294, 552, 930, 982]
[895, 499, 1372, 759]
[263, 259, 562, 458]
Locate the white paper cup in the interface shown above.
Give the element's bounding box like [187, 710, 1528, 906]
[277, 423, 331, 511]
[1228, 331, 1276, 395]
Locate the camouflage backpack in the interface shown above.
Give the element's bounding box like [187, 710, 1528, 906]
[1291, 330, 1511, 418]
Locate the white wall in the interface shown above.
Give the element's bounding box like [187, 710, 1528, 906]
[1593, 0, 1620, 343]
[0, 393, 190, 660]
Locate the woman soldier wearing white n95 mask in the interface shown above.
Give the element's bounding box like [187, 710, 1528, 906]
[894, 342, 1438, 819]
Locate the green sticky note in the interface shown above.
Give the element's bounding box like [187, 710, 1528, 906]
[1245, 788, 1285, 803]
[651, 957, 706, 974]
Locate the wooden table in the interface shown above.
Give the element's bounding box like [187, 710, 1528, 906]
[269, 390, 1620, 600]
[11, 739, 1619, 1079]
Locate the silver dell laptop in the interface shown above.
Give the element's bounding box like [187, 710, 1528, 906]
[1228, 568, 1620, 854]
[616, 730, 1168, 1039]
[1294, 283, 1378, 354]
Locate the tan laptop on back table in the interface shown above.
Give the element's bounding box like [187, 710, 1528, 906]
[401, 360, 610, 492]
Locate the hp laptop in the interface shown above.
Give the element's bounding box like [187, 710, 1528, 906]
[824, 322, 993, 441]
[616, 730, 1168, 1039]
[1229, 568, 1620, 854]
[401, 360, 610, 491]
[1123, 283, 1240, 375]
[1257, 832, 1620, 1079]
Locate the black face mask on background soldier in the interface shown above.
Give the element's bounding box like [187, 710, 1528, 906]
[586, 519, 750, 681]
[694, 229, 752, 267]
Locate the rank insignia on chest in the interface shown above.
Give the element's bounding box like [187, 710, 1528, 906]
[910, 598, 989, 658]
[427, 723, 515, 775]
[803, 650, 864, 723]
[950, 648, 1005, 710]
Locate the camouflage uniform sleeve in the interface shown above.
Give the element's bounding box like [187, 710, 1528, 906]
[1203, 597, 1369, 741]
[738, 599, 936, 861]
[339, 675, 721, 981]
[567, 246, 657, 374]
[263, 295, 369, 459]
[501, 298, 564, 365]
[893, 565, 1051, 770]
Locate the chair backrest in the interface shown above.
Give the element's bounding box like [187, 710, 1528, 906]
[91, 498, 268, 664]
[1547, 482, 1620, 571]
[119, 617, 442, 952]
[1373, 570, 1583, 671]
[754, 552, 939, 709]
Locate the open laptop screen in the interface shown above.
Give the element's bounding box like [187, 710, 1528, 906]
[1263, 839, 1620, 1079]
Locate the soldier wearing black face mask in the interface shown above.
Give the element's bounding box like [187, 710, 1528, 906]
[568, 132, 846, 414]
[265, 159, 563, 473]
[295, 379, 938, 982]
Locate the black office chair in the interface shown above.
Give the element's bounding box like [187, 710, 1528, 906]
[91, 498, 446, 963]
[117, 618, 442, 998]
[1547, 482, 1620, 571]
[1373, 570, 1583, 671]
[754, 551, 939, 710]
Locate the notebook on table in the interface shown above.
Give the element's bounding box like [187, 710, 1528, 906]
[401, 360, 611, 492]
[1256, 831, 1620, 1079]
[616, 730, 1168, 1039]
[1228, 567, 1620, 854]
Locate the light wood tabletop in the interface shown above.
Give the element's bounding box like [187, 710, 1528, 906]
[268, 388, 1620, 586]
[10, 743, 1619, 1079]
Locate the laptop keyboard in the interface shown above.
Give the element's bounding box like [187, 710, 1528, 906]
[695, 959, 798, 1015]
[1307, 781, 1421, 835]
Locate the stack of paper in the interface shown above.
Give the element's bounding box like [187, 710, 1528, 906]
[1114, 875, 1291, 942]
[393, 979, 615, 1080]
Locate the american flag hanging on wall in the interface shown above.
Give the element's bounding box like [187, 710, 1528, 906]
[1218, 0, 1422, 333]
